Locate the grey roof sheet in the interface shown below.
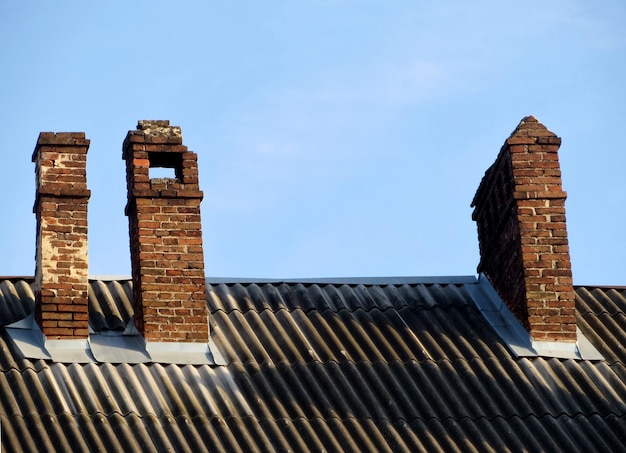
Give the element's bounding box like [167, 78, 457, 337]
[0, 279, 625, 451]
[576, 286, 626, 366]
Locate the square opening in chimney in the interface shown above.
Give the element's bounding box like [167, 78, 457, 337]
[148, 152, 182, 181]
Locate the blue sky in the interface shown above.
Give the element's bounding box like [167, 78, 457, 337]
[1, 1, 625, 284]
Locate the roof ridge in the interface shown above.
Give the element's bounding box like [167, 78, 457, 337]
[205, 276, 478, 285]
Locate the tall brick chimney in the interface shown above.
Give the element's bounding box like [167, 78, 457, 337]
[471, 116, 576, 343]
[32, 132, 91, 339]
[123, 120, 209, 343]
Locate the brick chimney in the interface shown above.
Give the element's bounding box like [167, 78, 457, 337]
[471, 116, 576, 343]
[32, 132, 91, 339]
[123, 120, 209, 343]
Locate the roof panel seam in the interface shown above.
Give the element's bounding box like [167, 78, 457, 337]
[209, 304, 477, 316]
[224, 355, 502, 368]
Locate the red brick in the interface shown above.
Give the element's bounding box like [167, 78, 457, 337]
[472, 117, 575, 343]
[124, 121, 209, 343]
[34, 132, 90, 339]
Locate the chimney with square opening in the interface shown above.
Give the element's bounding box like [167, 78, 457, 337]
[123, 120, 209, 343]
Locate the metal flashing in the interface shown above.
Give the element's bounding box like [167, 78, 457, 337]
[6, 314, 224, 365]
[531, 340, 579, 359]
[470, 274, 604, 360]
[44, 338, 93, 363]
[208, 336, 227, 365]
[5, 314, 50, 360]
[576, 327, 605, 360]
[146, 341, 215, 365]
[5, 314, 94, 362]
[89, 333, 150, 363]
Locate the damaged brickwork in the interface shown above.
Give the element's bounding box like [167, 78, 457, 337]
[32, 132, 91, 339]
[472, 116, 576, 342]
[123, 120, 209, 343]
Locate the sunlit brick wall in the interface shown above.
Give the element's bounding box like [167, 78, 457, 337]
[123, 121, 209, 343]
[32, 132, 90, 339]
[472, 116, 576, 342]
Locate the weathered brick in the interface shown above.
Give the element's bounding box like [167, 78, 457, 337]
[124, 121, 209, 343]
[471, 116, 576, 342]
[33, 132, 90, 339]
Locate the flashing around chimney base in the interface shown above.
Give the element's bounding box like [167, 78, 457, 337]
[5, 314, 225, 365]
[5, 314, 92, 362]
[468, 274, 604, 360]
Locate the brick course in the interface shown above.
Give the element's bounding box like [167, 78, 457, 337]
[32, 132, 91, 339]
[471, 116, 576, 342]
[123, 121, 209, 342]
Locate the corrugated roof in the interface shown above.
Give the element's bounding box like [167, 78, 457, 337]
[0, 279, 625, 451]
[576, 286, 626, 368]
